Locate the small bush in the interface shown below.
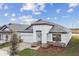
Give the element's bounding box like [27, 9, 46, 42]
[19, 39, 23, 43]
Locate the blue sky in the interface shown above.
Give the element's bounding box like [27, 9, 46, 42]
[0, 3, 79, 28]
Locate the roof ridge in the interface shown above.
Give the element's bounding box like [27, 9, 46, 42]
[8, 23, 29, 26]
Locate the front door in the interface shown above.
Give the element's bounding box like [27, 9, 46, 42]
[36, 30, 42, 45]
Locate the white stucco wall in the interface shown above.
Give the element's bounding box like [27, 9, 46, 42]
[47, 32, 72, 47]
[47, 33, 52, 42]
[2, 35, 5, 40]
[0, 34, 11, 42]
[33, 25, 52, 43]
[0, 33, 33, 43]
[61, 32, 72, 46]
[8, 35, 11, 41]
[18, 33, 33, 43]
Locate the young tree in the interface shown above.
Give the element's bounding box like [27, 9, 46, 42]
[10, 32, 19, 56]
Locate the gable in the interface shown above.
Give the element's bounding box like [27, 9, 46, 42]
[4, 28, 10, 31]
[0, 23, 30, 32]
[0, 25, 11, 31]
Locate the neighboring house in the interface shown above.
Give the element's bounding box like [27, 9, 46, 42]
[0, 23, 29, 44]
[0, 19, 72, 47]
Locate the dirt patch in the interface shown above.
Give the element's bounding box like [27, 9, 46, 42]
[37, 46, 65, 53]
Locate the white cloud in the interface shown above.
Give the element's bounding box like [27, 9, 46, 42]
[46, 17, 50, 20]
[20, 4, 35, 11]
[62, 15, 69, 18]
[54, 17, 57, 20]
[0, 4, 8, 10]
[37, 3, 45, 11]
[4, 5, 8, 10]
[32, 12, 41, 15]
[56, 9, 61, 14]
[0, 3, 4, 9]
[67, 8, 73, 13]
[67, 3, 79, 13]
[69, 3, 79, 8]
[20, 3, 46, 15]
[4, 13, 8, 16]
[50, 3, 53, 6]
[19, 15, 37, 24]
[10, 18, 16, 21]
[76, 20, 79, 24]
[11, 13, 16, 17]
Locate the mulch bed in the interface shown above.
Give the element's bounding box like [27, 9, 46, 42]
[36, 46, 65, 53]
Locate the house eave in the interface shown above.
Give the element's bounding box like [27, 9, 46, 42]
[31, 23, 54, 26]
[49, 32, 67, 34]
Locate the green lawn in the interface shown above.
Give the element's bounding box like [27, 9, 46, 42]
[0, 42, 10, 49]
[0, 39, 22, 49]
[17, 36, 79, 56]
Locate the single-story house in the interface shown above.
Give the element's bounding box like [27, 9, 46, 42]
[0, 19, 72, 47]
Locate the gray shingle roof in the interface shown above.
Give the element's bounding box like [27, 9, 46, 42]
[49, 24, 71, 33]
[0, 23, 30, 31]
[7, 23, 30, 31]
[26, 19, 71, 33]
[0, 19, 71, 33]
[31, 19, 54, 26]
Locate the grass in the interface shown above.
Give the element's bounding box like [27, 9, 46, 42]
[17, 48, 36, 56]
[0, 39, 22, 49]
[17, 36, 79, 56]
[0, 42, 10, 49]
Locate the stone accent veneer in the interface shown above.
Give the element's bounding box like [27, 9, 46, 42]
[31, 42, 38, 47]
[41, 43, 49, 48]
[31, 41, 66, 48]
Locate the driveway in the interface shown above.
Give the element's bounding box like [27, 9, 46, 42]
[18, 42, 31, 51]
[1, 42, 32, 52]
[0, 49, 9, 56]
[0, 42, 39, 56]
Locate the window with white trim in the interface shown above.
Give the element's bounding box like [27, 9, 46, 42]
[53, 34, 61, 41]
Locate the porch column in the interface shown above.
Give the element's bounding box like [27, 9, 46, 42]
[41, 32, 48, 48]
[42, 33, 47, 43]
[33, 31, 37, 42]
[31, 30, 38, 47]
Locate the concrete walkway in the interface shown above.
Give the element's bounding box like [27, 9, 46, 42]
[18, 43, 40, 50]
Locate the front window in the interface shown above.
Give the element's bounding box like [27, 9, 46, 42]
[53, 34, 61, 41]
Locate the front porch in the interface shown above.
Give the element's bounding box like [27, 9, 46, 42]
[32, 31, 66, 48]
